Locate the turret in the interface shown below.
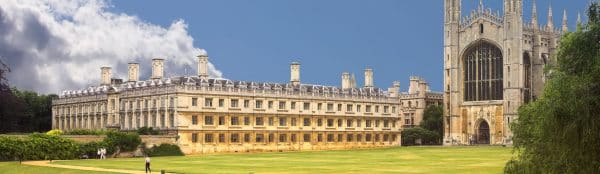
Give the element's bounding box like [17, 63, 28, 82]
[532, 0, 538, 29]
[290, 61, 300, 86]
[350, 73, 357, 88]
[562, 10, 568, 32]
[388, 81, 401, 98]
[408, 76, 420, 94]
[547, 4, 554, 30]
[418, 79, 428, 96]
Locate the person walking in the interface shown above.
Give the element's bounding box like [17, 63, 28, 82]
[145, 155, 151, 173]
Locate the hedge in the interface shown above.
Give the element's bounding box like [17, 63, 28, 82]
[401, 127, 441, 146]
[0, 133, 80, 162]
[0, 131, 144, 162]
[144, 143, 184, 157]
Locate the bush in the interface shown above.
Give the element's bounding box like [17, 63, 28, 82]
[46, 129, 63, 136]
[144, 144, 184, 157]
[0, 134, 79, 162]
[136, 127, 159, 135]
[65, 129, 110, 135]
[104, 131, 141, 152]
[401, 127, 440, 146]
[78, 141, 109, 158]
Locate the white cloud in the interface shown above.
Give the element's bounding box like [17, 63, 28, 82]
[0, 0, 222, 94]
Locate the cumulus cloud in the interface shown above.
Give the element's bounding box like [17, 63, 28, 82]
[0, 0, 222, 94]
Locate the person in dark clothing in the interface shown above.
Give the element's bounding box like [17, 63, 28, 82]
[145, 156, 151, 173]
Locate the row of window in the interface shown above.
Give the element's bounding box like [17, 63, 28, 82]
[193, 98, 396, 113]
[191, 133, 398, 143]
[56, 103, 107, 115]
[121, 97, 175, 110]
[192, 116, 397, 128]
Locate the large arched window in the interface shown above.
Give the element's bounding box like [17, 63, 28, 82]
[463, 41, 503, 101]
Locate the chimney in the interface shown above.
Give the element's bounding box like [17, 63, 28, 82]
[290, 61, 300, 85]
[341, 72, 350, 89]
[364, 68, 373, 88]
[101, 67, 111, 85]
[408, 76, 420, 94]
[151, 58, 164, 80]
[128, 63, 139, 82]
[198, 51, 209, 79]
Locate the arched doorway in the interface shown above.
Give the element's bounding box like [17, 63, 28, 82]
[476, 120, 490, 144]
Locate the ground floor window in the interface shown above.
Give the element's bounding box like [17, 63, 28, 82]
[279, 134, 287, 142]
[219, 133, 225, 143]
[291, 134, 297, 142]
[303, 134, 311, 142]
[268, 133, 274, 142]
[244, 133, 250, 142]
[191, 133, 198, 143]
[327, 134, 334, 142]
[256, 134, 264, 142]
[231, 133, 240, 143]
[205, 134, 213, 143]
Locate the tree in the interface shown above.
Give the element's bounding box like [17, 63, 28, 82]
[104, 131, 141, 154]
[401, 127, 440, 146]
[420, 104, 443, 141]
[506, 3, 600, 173]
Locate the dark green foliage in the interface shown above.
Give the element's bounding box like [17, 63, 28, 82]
[144, 144, 184, 157]
[420, 104, 443, 142]
[136, 127, 160, 135]
[401, 127, 440, 146]
[506, 3, 600, 173]
[104, 131, 141, 152]
[78, 141, 109, 158]
[0, 87, 56, 133]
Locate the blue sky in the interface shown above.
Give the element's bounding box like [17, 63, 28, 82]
[100, 0, 589, 91]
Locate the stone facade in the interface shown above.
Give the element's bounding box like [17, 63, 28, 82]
[443, 0, 570, 145]
[52, 52, 443, 154]
[398, 77, 443, 128]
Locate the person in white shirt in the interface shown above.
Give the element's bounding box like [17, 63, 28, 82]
[145, 156, 151, 173]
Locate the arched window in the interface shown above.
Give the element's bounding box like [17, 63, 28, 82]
[463, 41, 503, 101]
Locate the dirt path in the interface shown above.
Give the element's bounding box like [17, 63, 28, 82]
[22, 160, 162, 174]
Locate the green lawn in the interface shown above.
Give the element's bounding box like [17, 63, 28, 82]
[0, 161, 114, 174]
[48, 146, 513, 174]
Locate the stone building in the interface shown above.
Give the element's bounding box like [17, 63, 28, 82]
[443, 0, 574, 145]
[52, 53, 413, 154]
[398, 77, 443, 128]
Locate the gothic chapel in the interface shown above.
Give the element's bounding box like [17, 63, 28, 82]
[443, 0, 577, 145]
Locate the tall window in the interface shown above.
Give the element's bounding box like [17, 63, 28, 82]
[255, 100, 263, 108]
[204, 116, 213, 125]
[191, 98, 197, 106]
[192, 115, 198, 125]
[463, 41, 503, 101]
[231, 99, 239, 108]
[205, 98, 213, 107]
